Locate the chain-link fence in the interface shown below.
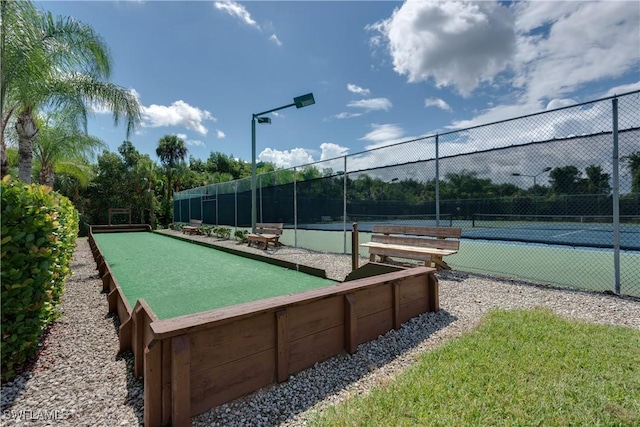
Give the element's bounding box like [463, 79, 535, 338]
[174, 91, 640, 297]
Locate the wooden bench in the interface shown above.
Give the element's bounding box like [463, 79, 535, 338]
[247, 223, 284, 250]
[360, 225, 461, 270]
[182, 219, 203, 235]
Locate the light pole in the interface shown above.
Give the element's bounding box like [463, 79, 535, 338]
[251, 93, 315, 232]
[512, 166, 552, 186]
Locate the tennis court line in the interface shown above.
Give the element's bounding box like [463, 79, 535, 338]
[552, 230, 586, 238]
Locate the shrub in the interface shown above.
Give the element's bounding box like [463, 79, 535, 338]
[234, 229, 248, 242]
[1, 176, 79, 381]
[213, 226, 231, 239]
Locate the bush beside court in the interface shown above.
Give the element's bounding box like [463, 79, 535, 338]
[1, 176, 79, 381]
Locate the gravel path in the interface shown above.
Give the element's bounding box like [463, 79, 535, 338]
[2, 232, 638, 426]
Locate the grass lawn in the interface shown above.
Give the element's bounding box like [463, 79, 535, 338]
[309, 309, 640, 426]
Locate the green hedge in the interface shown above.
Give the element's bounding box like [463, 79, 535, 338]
[1, 176, 79, 381]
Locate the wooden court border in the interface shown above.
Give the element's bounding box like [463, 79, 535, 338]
[88, 225, 439, 427]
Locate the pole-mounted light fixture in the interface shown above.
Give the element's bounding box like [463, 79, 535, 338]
[251, 93, 316, 232]
[512, 167, 552, 186]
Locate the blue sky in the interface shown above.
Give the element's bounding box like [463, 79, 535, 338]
[39, 0, 640, 169]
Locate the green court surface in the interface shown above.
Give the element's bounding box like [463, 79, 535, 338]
[92, 232, 337, 320]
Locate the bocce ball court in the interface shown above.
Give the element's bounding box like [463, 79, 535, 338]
[88, 225, 439, 427]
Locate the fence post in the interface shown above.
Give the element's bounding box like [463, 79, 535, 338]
[343, 155, 348, 254]
[435, 134, 440, 226]
[294, 167, 298, 248]
[351, 222, 359, 271]
[612, 97, 621, 294]
[234, 181, 238, 231]
[259, 175, 263, 223]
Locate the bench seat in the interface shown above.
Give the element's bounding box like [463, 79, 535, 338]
[360, 225, 461, 270]
[182, 219, 203, 235]
[247, 223, 283, 250]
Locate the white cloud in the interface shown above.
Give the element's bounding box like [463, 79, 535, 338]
[216, 129, 226, 139]
[256, 142, 348, 169]
[545, 99, 577, 110]
[514, 1, 640, 103]
[347, 84, 371, 96]
[425, 97, 452, 112]
[269, 34, 282, 46]
[601, 82, 640, 98]
[142, 100, 216, 135]
[366, 0, 639, 138]
[186, 139, 205, 147]
[359, 123, 407, 150]
[319, 142, 348, 160]
[368, 0, 516, 96]
[174, 133, 204, 148]
[258, 147, 314, 168]
[333, 112, 363, 120]
[347, 98, 393, 111]
[214, 1, 260, 29]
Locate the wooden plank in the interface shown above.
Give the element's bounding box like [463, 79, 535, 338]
[172, 335, 191, 427]
[162, 338, 172, 426]
[133, 305, 144, 378]
[427, 274, 440, 312]
[362, 242, 457, 257]
[97, 258, 106, 276]
[370, 234, 460, 250]
[372, 225, 461, 238]
[189, 312, 275, 376]
[190, 349, 275, 416]
[276, 310, 288, 383]
[285, 296, 343, 341]
[399, 297, 429, 323]
[357, 309, 394, 345]
[344, 294, 357, 354]
[344, 262, 405, 282]
[107, 288, 118, 313]
[116, 293, 131, 331]
[101, 271, 111, 292]
[144, 340, 162, 427]
[353, 285, 392, 318]
[287, 325, 344, 374]
[119, 315, 132, 353]
[393, 282, 401, 330]
[398, 275, 429, 304]
[256, 222, 283, 229]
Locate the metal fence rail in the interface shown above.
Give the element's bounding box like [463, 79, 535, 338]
[175, 91, 640, 297]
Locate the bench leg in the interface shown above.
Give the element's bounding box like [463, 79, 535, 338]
[432, 256, 450, 270]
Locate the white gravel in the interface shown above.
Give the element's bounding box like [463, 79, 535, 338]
[2, 232, 638, 426]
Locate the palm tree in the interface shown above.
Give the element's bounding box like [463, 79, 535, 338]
[32, 110, 106, 187]
[1, 0, 140, 183]
[156, 134, 188, 199]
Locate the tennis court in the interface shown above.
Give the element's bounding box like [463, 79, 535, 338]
[92, 231, 337, 319]
[273, 226, 639, 297]
[466, 214, 640, 250]
[294, 213, 639, 250]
